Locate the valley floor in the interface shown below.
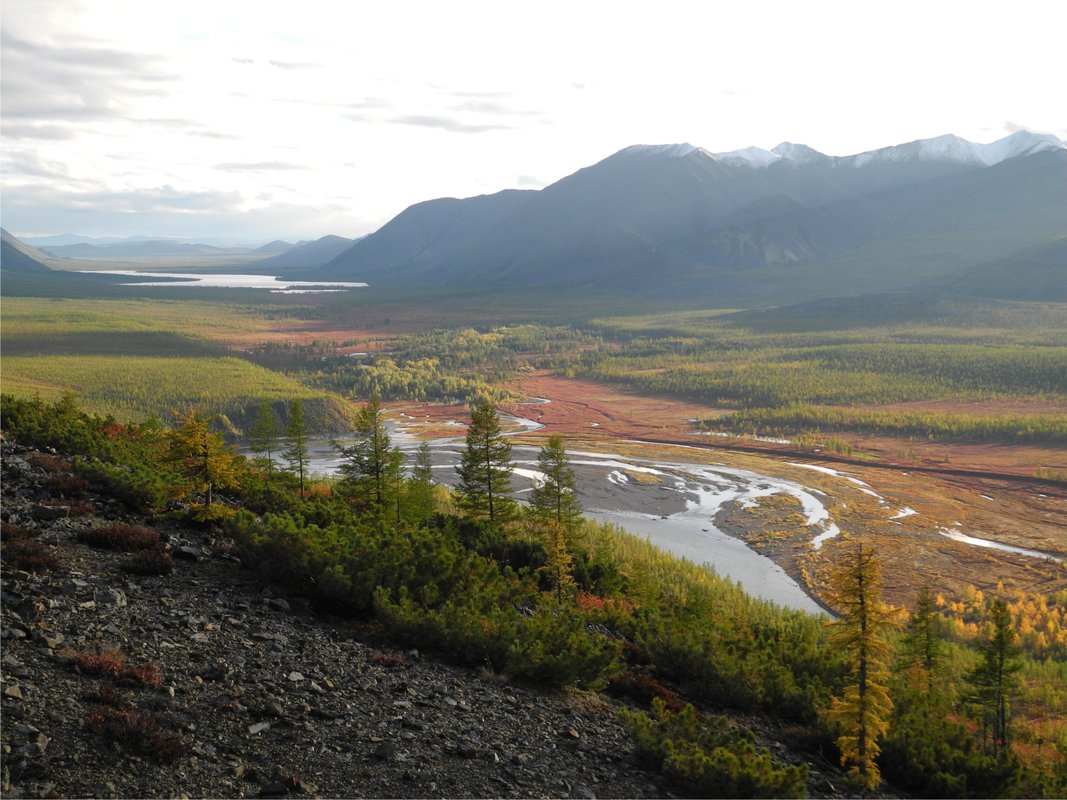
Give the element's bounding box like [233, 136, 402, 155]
[398, 372, 1067, 612]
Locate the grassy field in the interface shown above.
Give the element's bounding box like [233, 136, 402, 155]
[578, 297, 1067, 446]
[0, 296, 352, 433]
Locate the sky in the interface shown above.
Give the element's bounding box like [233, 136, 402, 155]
[2, 0, 1064, 244]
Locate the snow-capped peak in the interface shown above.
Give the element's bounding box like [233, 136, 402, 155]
[770, 142, 829, 164]
[847, 131, 1065, 167]
[849, 134, 982, 167]
[617, 143, 700, 159]
[715, 146, 782, 168]
[977, 130, 1066, 164]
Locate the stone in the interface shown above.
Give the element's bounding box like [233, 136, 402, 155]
[201, 664, 231, 682]
[266, 598, 290, 613]
[172, 546, 200, 562]
[31, 504, 68, 521]
[286, 671, 304, 682]
[373, 741, 397, 761]
[3, 685, 24, 700]
[96, 589, 126, 607]
[263, 702, 285, 718]
[247, 722, 271, 735]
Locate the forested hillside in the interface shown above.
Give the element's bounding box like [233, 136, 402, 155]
[3, 394, 1065, 797]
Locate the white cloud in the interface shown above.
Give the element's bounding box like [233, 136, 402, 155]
[1, 0, 1064, 241]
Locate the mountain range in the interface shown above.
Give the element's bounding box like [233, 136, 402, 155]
[312, 131, 1067, 302]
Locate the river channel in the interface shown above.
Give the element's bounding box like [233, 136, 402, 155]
[268, 416, 829, 615]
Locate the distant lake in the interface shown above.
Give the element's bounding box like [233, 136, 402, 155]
[81, 270, 367, 293]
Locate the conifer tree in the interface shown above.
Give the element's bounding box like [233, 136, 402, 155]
[405, 441, 436, 526]
[335, 396, 392, 515]
[539, 519, 577, 602]
[530, 434, 582, 531]
[165, 408, 239, 505]
[387, 446, 404, 530]
[825, 543, 896, 790]
[456, 402, 515, 524]
[900, 585, 943, 691]
[968, 597, 1021, 760]
[283, 399, 310, 498]
[248, 401, 281, 476]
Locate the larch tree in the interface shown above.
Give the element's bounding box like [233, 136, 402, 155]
[456, 402, 515, 524]
[825, 543, 896, 791]
[247, 401, 282, 477]
[530, 434, 582, 531]
[165, 408, 240, 505]
[539, 519, 577, 602]
[283, 399, 310, 498]
[967, 597, 1021, 760]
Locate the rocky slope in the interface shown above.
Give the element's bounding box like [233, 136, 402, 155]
[0, 440, 840, 799]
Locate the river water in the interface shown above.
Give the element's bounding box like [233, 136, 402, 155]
[263, 417, 829, 614]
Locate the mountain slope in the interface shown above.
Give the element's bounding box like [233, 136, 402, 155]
[935, 237, 1067, 302]
[1, 228, 54, 273]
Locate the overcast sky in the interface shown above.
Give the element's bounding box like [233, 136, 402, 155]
[2, 0, 1064, 243]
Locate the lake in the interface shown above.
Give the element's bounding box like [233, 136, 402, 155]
[80, 270, 367, 293]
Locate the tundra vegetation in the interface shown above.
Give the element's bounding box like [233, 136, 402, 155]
[3, 393, 1065, 797]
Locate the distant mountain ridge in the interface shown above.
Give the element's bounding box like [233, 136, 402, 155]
[314, 131, 1067, 301]
[254, 235, 358, 269]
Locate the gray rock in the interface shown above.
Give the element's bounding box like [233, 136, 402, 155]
[172, 546, 200, 562]
[97, 588, 127, 607]
[373, 741, 397, 760]
[266, 598, 290, 613]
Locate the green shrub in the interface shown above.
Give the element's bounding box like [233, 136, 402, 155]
[622, 699, 808, 798]
[75, 458, 170, 512]
[505, 601, 620, 687]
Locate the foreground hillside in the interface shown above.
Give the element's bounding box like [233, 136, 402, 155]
[1, 439, 852, 799]
[0, 442, 662, 799]
[3, 394, 1066, 798]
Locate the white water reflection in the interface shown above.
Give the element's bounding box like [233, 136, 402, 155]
[82, 270, 367, 293]
[939, 527, 1063, 563]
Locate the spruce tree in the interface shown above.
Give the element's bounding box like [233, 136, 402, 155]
[248, 401, 281, 476]
[456, 402, 515, 524]
[530, 434, 582, 531]
[825, 543, 896, 790]
[283, 399, 310, 498]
